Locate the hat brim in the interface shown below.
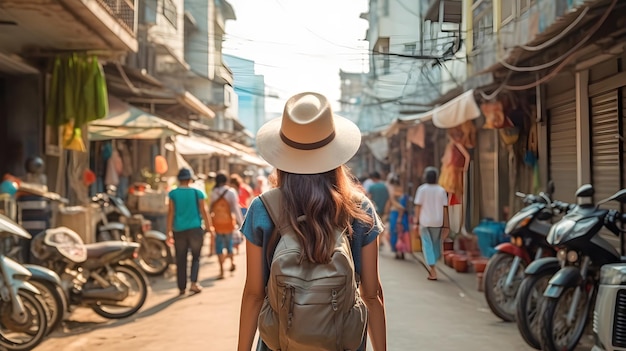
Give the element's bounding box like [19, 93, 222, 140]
[256, 114, 361, 174]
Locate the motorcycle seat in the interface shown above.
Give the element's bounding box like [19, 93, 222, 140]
[84, 241, 140, 259]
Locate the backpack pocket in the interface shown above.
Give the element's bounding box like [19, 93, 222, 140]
[341, 295, 368, 350]
[258, 297, 281, 350]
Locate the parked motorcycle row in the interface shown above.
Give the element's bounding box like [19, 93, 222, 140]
[0, 185, 170, 350]
[483, 183, 626, 351]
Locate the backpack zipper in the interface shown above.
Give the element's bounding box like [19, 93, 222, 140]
[287, 285, 295, 329]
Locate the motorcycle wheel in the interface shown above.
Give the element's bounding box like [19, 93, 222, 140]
[540, 285, 589, 351]
[0, 289, 48, 351]
[483, 252, 527, 322]
[29, 280, 65, 336]
[515, 271, 554, 350]
[90, 264, 148, 319]
[137, 238, 170, 276]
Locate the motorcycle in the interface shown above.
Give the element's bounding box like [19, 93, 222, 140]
[590, 263, 626, 351]
[0, 232, 66, 337]
[483, 183, 568, 322]
[30, 225, 149, 320]
[93, 188, 172, 276]
[538, 184, 626, 351]
[0, 213, 48, 350]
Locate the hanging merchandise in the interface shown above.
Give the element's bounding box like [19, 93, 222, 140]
[62, 121, 86, 152]
[439, 140, 468, 197]
[481, 101, 513, 129]
[407, 124, 426, 148]
[46, 54, 109, 151]
[154, 155, 169, 175]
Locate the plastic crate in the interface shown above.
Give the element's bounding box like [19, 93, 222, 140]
[473, 219, 506, 258]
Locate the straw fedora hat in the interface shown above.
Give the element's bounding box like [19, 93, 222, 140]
[256, 92, 361, 174]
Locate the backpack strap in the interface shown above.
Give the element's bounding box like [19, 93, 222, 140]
[259, 188, 284, 229]
[209, 189, 229, 212]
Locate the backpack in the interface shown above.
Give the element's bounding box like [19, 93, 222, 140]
[258, 189, 367, 351]
[210, 189, 236, 233]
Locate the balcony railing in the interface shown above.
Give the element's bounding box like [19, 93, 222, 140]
[96, 0, 136, 33]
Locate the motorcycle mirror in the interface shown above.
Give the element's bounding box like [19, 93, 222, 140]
[539, 192, 551, 204]
[546, 180, 555, 195]
[515, 191, 526, 198]
[0, 213, 31, 239]
[598, 189, 626, 206]
[575, 184, 594, 198]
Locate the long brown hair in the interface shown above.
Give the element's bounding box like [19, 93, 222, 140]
[275, 165, 374, 264]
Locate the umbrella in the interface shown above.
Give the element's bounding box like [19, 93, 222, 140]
[88, 96, 187, 141]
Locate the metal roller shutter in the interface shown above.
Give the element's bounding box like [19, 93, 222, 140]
[478, 129, 496, 219]
[548, 94, 577, 203]
[591, 90, 620, 207]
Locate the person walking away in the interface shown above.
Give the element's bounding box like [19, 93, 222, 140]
[237, 92, 387, 351]
[413, 167, 449, 280]
[167, 168, 213, 295]
[210, 172, 244, 279]
[253, 174, 269, 197]
[387, 174, 409, 259]
[366, 171, 389, 216]
[203, 172, 217, 257]
[367, 171, 390, 247]
[230, 173, 253, 254]
[230, 173, 253, 216]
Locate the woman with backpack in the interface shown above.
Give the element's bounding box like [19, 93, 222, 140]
[237, 92, 387, 351]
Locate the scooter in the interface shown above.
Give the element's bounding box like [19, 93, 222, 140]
[93, 188, 172, 276]
[0, 222, 66, 337]
[483, 183, 568, 322]
[0, 213, 48, 351]
[30, 225, 149, 320]
[591, 263, 626, 351]
[537, 184, 626, 351]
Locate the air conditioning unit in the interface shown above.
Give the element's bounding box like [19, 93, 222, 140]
[223, 85, 235, 107]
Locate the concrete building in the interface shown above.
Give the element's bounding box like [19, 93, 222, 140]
[223, 54, 266, 136]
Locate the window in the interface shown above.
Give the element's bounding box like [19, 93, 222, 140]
[472, 0, 493, 51]
[404, 44, 416, 55]
[163, 0, 177, 29]
[501, 0, 513, 24]
[382, 45, 390, 74]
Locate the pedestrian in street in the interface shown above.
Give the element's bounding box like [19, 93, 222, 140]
[387, 174, 409, 259]
[210, 171, 244, 279]
[166, 168, 213, 295]
[237, 92, 387, 351]
[203, 171, 217, 257]
[366, 171, 389, 216]
[367, 171, 390, 247]
[413, 166, 449, 281]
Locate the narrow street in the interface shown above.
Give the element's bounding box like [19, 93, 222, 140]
[32, 241, 538, 351]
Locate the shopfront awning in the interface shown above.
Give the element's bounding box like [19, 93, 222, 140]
[88, 96, 188, 140]
[430, 89, 481, 129]
[172, 135, 230, 156]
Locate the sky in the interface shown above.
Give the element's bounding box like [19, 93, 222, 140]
[222, 0, 370, 114]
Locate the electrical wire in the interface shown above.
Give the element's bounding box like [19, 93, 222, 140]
[502, 0, 616, 90]
[498, 0, 613, 72]
[519, 6, 590, 52]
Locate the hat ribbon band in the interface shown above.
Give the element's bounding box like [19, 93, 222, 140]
[280, 131, 336, 150]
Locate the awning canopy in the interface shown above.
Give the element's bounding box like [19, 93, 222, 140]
[172, 135, 230, 156]
[103, 63, 215, 120]
[431, 89, 481, 128]
[88, 96, 188, 141]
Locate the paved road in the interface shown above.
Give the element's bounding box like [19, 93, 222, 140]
[33, 243, 544, 351]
